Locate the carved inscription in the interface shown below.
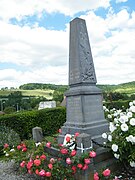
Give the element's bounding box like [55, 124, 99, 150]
[79, 22, 96, 83]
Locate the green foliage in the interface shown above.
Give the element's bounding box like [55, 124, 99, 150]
[103, 100, 130, 110]
[0, 125, 21, 147]
[4, 106, 16, 114]
[0, 107, 66, 140]
[19, 83, 69, 91]
[53, 90, 64, 103]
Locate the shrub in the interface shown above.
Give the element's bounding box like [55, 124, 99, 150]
[0, 107, 66, 140]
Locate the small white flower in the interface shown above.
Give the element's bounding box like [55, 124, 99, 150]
[103, 106, 106, 110]
[112, 144, 118, 152]
[114, 153, 120, 159]
[10, 149, 15, 152]
[130, 161, 135, 167]
[5, 153, 9, 157]
[119, 115, 128, 124]
[108, 114, 112, 119]
[121, 123, 128, 132]
[102, 133, 107, 139]
[130, 118, 135, 126]
[108, 135, 112, 142]
[129, 105, 135, 113]
[109, 122, 117, 133]
[35, 142, 41, 147]
[127, 112, 132, 118]
[129, 102, 133, 106]
[114, 118, 118, 123]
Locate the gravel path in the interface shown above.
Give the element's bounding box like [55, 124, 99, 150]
[0, 161, 37, 180]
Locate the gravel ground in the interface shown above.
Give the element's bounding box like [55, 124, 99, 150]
[0, 161, 134, 180]
[0, 161, 37, 180]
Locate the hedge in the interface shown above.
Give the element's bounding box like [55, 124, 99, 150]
[0, 107, 66, 140]
[103, 100, 131, 110]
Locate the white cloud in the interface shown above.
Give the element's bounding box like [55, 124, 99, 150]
[116, 0, 128, 3]
[0, 1, 135, 88]
[0, 0, 110, 21]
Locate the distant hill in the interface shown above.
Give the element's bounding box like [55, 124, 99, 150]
[0, 81, 135, 98]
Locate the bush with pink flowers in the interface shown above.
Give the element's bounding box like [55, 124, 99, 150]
[1, 132, 117, 179]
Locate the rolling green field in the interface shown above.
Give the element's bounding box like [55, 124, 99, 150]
[0, 81, 135, 98]
[0, 89, 54, 99]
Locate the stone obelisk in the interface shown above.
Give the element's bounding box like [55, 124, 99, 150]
[58, 17, 108, 147]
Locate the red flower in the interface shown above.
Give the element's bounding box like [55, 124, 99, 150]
[60, 148, 68, 154]
[84, 158, 90, 164]
[74, 132, 80, 137]
[27, 161, 33, 170]
[89, 151, 96, 158]
[46, 142, 51, 148]
[22, 147, 27, 152]
[94, 172, 99, 180]
[36, 155, 39, 159]
[20, 161, 26, 168]
[50, 158, 55, 164]
[46, 171, 51, 177]
[4, 143, 9, 149]
[82, 164, 88, 170]
[28, 169, 32, 174]
[58, 129, 62, 133]
[40, 154, 46, 160]
[66, 136, 71, 142]
[102, 169, 111, 177]
[71, 150, 77, 156]
[39, 169, 46, 177]
[77, 164, 83, 169]
[48, 163, 53, 169]
[66, 157, 72, 165]
[72, 166, 77, 174]
[17, 145, 22, 150]
[34, 159, 41, 166]
[35, 169, 39, 175]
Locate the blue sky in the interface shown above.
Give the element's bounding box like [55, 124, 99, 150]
[0, 0, 135, 88]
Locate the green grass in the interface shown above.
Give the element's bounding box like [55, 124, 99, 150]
[0, 89, 54, 99]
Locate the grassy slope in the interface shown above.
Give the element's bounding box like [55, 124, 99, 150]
[0, 89, 54, 99]
[0, 81, 135, 98]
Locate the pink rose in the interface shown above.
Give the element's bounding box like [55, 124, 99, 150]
[48, 163, 53, 169]
[89, 151, 96, 158]
[82, 164, 88, 170]
[22, 147, 27, 152]
[58, 129, 62, 133]
[77, 164, 83, 169]
[39, 169, 46, 177]
[20, 161, 26, 168]
[27, 161, 33, 170]
[46, 171, 51, 177]
[66, 136, 71, 142]
[60, 148, 68, 154]
[72, 166, 77, 174]
[40, 154, 46, 160]
[66, 157, 72, 165]
[71, 150, 77, 156]
[74, 132, 80, 137]
[17, 145, 22, 150]
[34, 159, 41, 166]
[94, 172, 99, 180]
[46, 142, 51, 148]
[35, 169, 39, 175]
[84, 158, 90, 164]
[50, 158, 55, 164]
[102, 169, 111, 177]
[4, 143, 9, 149]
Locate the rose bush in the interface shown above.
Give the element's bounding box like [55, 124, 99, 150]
[102, 100, 135, 172]
[2, 131, 117, 179]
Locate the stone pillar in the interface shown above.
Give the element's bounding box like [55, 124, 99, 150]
[32, 127, 43, 143]
[58, 18, 108, 146]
